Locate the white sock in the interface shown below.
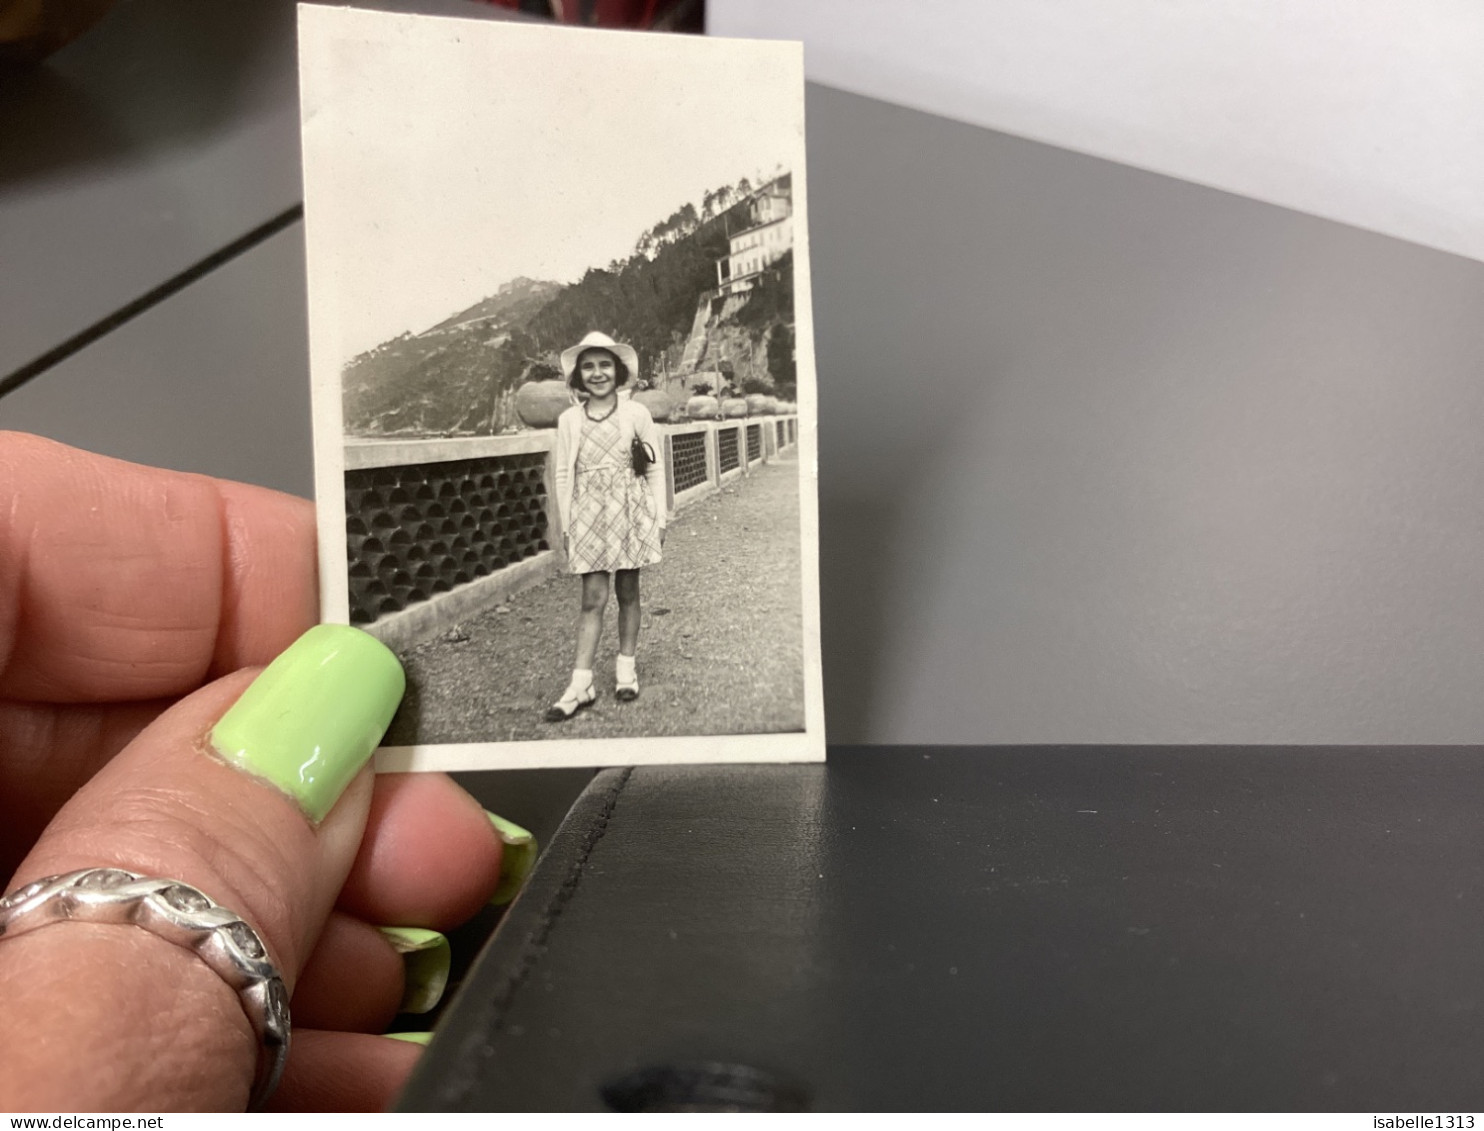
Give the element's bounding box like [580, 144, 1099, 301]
[615, 654, 636, 683]
[570, 668, 594, 692]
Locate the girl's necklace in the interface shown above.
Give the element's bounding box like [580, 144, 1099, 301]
[584, 399, 617, 423]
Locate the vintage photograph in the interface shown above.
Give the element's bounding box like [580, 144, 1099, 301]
[299, 7, 824, 770]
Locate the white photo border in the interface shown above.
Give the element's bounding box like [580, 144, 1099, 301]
[299, 6, 825, 770]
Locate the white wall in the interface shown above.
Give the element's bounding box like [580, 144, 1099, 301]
[710, 0, 1484, 265]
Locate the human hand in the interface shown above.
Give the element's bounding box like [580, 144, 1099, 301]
[0, 433, 524, 1111]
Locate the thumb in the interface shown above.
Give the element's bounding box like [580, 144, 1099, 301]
[0, 625, 403, 1111]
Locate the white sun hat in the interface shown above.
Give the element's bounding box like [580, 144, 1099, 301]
[560, 331, 640, 385]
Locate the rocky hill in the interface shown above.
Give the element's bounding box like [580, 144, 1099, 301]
[341, 277, 561, 437]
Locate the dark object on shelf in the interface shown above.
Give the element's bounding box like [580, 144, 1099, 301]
[400, 746, 1484, 1111]
[477, 0, 704, 33]
[0, 0, 116, 65]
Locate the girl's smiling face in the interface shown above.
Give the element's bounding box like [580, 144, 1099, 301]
[578, 349, 618, 397]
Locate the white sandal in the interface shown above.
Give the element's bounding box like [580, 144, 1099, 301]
[544, 683, 597, 723]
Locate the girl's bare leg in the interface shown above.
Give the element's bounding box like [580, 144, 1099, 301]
[574, 571, 610, 671]
[546, 573, 609, 721]
[615, 568, 641, 657]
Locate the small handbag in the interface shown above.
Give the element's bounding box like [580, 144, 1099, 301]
[630, 436, 657, 477]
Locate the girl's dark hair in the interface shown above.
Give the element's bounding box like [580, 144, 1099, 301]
[569, 348, 630, 393]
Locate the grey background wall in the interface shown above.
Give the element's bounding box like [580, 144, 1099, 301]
[809, 87, 1484, 744]
[5, 0, 1482, 746]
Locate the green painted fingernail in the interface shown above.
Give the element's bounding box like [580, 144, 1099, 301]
[209, 624, 405, 823]
[377, 927, 451, 1015]
[487, 812, 537, 907]
[384, 1031, 433, 1046]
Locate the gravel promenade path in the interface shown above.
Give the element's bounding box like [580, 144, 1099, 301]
[383, 455, 805, 745]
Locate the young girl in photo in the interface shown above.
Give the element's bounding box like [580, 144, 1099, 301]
[546, 331, 667, 722]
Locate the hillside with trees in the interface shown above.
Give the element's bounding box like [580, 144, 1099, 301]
[521, 204, 732, 382]
[341, 277, 561, 436]
[341, 174, 796, 438]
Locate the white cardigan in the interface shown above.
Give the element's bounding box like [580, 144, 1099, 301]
[552, 398, 668, 534]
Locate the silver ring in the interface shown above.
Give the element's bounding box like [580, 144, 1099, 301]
[0, 868, 290, 1110]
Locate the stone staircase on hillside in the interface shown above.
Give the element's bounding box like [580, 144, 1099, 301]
[678, 290, 718, 372]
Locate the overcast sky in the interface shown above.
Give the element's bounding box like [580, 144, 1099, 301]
[300, 8, 804, 364]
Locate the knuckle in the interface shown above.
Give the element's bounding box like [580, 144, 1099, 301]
[39, 781, 308, 972]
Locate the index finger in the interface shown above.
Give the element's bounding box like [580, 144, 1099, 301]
[0, 432, 318, 702]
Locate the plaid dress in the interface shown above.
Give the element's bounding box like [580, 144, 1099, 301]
[566, 411, 663, 574]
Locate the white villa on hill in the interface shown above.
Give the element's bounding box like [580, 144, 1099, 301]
[716, 174, 792, 296]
